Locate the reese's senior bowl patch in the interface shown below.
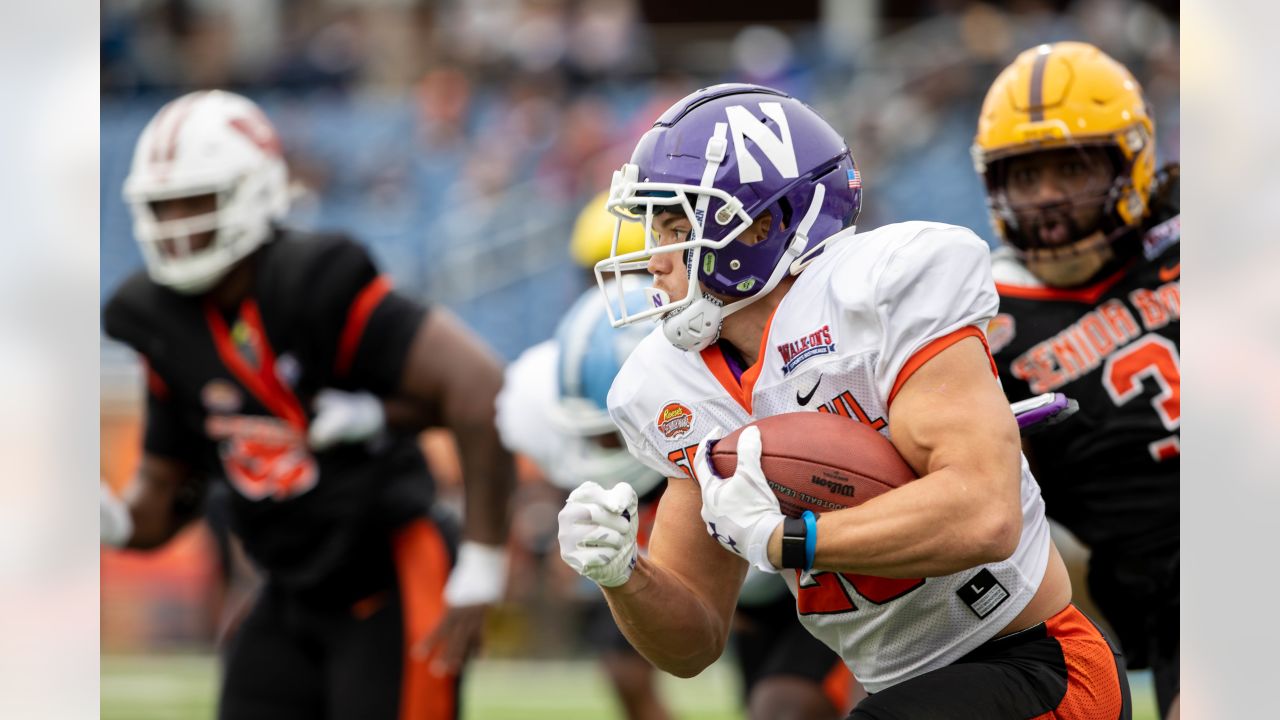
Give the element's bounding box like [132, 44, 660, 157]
[656, 402, 694, 439]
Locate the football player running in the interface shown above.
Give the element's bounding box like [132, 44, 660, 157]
[557, 83, 1131, 718]
[973, 42, 1180, 718]
[500, 197, 857, 720]
[99, 90, 514, 719]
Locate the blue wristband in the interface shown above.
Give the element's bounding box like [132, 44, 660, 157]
[801, 510, 817, 572]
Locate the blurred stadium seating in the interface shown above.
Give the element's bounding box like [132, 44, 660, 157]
[101, 0, 1178, 365]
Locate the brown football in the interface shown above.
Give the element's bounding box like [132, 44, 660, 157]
[709, 412, 916, 518]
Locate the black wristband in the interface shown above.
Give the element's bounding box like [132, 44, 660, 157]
[780, 516, 808, 570]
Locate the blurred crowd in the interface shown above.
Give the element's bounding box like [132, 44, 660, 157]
[102, 1, 1179, 362]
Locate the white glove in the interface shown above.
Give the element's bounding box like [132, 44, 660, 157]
[100, 481, 133, 548]
[308, 389, 386, 450]
[557, 481, 639, 588]
[444, 542, 509, 607]
[693, 426, 785, 574]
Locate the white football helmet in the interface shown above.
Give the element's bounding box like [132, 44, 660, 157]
[123, 90, 290, 294]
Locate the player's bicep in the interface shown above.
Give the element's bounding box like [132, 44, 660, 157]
[398, 307, 504, 428]
[888, 336, 1021, 504]
[646, 475, 748, 626]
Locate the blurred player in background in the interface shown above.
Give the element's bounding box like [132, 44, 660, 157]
[498, 278, 674, 720]
[560, 83, 1130, 718]
[973, 41, 1180, 718]
[502, 196, 855, 720]
[97, 90, 514, 720]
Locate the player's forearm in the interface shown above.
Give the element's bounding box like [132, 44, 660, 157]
[122, 487, 184, 550]
[119, 457, 199, 550]
[380, 395, 439, 433]
[447, 368, 514, 544]
[771, 467, 1021, 578]
[402, 308, 513, 543]
[454, 422, 515, 545]
[602, 557, 731, 678]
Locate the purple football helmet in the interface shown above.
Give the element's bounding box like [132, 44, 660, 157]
[596, 83, 862, 351]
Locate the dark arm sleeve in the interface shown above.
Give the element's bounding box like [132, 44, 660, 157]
[140, 362, 203, 461]
[103, 277, 206, 463]
[307, 238, 428, 395]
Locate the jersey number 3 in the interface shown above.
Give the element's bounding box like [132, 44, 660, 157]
[1102, 333, 1180, 460]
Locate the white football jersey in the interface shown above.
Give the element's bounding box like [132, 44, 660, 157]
[608, 221, 1052, 693]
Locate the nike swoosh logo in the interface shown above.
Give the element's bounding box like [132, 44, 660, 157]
[1158, 262, 1180, 282]
[796, 374, 822, 406]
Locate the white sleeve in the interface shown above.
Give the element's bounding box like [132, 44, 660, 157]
[871, 226, 999, 402]
[607, 367, 687, 480]
[619, 424, 685, 479]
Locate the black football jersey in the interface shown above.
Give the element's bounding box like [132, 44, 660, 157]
[104, 229, 433, 601]
[990, 215, 1180, 551]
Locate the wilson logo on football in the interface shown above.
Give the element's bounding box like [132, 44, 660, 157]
[656, 402, 694, 440]
[207, 415, 318, 501]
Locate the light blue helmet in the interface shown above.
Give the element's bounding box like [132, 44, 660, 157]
[551, 278, 663, 495]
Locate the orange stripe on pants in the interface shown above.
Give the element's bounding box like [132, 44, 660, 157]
[392, 519, 456, 720]
[1033, 604, 1125, 720]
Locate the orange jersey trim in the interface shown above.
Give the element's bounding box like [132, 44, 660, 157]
[336, 275, 394, 377]
[995, 262, 1132, 304]
[204, 299, 308, 431]
[699, 308, 778, 415]
[392, 519, 456, 720]
[700, 347, 750, 412]
[888, 326, 997, 407]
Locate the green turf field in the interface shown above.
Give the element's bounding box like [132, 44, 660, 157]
[101, 654, 1160, 719]
[101, 654, 742, 720]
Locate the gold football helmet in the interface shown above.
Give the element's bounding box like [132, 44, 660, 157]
[973, 42, 1155, 287]
[569, 190, 646, 269]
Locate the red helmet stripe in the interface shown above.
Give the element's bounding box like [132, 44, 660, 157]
[227, 107, 283, 157]
[161, 91, 208, 164]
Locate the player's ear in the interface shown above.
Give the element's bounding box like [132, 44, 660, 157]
[743, 212, 773, 246]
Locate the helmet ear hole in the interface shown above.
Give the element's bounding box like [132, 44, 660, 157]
[776, 196, 793, 229]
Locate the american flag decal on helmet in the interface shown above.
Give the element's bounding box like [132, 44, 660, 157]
[846, 168, 861, 189]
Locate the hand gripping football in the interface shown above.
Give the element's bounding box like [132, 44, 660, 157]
[709, 412, 916, 518]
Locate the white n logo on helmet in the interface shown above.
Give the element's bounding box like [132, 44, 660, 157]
[725, 103, 799, 184]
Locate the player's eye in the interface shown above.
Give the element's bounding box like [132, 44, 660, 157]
[1009, 167, 1038, 189]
